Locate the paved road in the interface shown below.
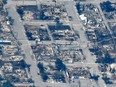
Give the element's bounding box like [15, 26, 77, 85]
[7, 0, 37, 5]
[7, 5, 44, 87]
[65, 1, 79, 24]
[6, 1, 72, 87]
[65, 0, 107, 87]
[24, 20, 55, 25]
[5, 0, 114, 87]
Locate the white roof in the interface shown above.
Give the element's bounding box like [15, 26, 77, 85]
[79, 14, 87, 21]
[110, 63, 116, 69]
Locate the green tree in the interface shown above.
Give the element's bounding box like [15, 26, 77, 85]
[55, 58, 66, 71]
[2, 81, 14, 87]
